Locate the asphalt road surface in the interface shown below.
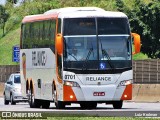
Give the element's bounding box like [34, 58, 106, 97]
[0, 97, 160, 117]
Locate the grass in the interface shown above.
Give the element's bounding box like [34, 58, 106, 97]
[0, 28, 20, 65]
[46, 117, 155, 120]
[36, 112, 156, 119]
[133, 52, 149, 60]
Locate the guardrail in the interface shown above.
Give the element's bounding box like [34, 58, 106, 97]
[133, 59, 160, 83]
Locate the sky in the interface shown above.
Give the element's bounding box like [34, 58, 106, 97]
[0, 0, 6, 5]
[0, 0, 23, 5]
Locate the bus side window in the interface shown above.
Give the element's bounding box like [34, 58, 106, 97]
[49, 19, 56, 53]
[23, 23, 30, 49]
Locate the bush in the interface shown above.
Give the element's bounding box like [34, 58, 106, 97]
[5, 15, 21, 32]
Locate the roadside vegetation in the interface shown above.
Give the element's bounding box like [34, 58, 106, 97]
[47, 117, 155, 120]
[1, 0, 159, 65]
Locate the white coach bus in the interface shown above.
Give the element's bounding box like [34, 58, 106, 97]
[20, 7, 141, 109]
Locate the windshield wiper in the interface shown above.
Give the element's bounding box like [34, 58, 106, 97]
[86, 48, 93, 60]
[82, 48, 93, 70]
[64, 39, 78, 61]
[101, 49, 114, 69]
[67, 52, 77, 61]
[99, 39, 114, 70]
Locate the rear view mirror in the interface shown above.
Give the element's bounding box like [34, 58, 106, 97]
[7, 81, 10, 84]
[132, 33, 141, 54]
[7, 81, 12, 85]
[56, 34, 63, 55]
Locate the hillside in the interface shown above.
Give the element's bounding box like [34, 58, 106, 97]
[0, 0, 149, 65]
[0, 28, 20, 65]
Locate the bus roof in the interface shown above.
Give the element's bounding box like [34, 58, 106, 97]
[22, 14, 57, 23]
[22, 7, 128, 23]
[44, 7, 105, 14]
[44, 7, 128, 18]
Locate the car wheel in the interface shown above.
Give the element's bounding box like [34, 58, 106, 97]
[11, 94, 16, 105]
[4, 94, 9, 105]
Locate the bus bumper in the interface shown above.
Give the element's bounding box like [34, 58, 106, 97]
[63, 84, 132, 102]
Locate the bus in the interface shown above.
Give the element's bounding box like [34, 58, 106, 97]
[20, 7, 141, 109]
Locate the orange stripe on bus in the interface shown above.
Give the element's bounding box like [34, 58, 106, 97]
[56, 67, 63, 84]
[22, 14, 58, 23]
[121, 84, 132, 100]
[63, 85, 77, 101]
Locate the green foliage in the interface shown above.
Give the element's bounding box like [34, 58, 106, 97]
[5, 15, 21, 32]
[6, 0, 17, 4]
[13, 0, 17, 4]
[0, 5, 9, 36]
[133, 53, 148, 60]
[6, 0, 13, 3]
[47, 117, 154, 120]
[0, 28, 20, 65]
[116, 0, 160, 59]
[59, 0, 117, 11]
[0, 0, 152, 65]
[115, 0, 125, 12]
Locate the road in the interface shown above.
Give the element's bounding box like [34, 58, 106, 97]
[0, 97, 160, 117]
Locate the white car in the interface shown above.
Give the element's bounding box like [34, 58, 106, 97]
[3, 73, 28, 105]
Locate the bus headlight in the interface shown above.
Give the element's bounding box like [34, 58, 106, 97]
[118, 80, 132, 86]
[64, 81, 80, 87]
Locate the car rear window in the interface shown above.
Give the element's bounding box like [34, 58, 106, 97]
[14, 75, 20, 83]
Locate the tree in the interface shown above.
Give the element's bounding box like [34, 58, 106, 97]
[13, 0, 17, 4]
[6, 0, 17, 4]
[116, 0, 160, 58]
[0, 5, 9, 36]
[115, 0, 125, 12]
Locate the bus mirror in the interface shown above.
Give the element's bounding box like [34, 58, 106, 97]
[56, 34, 63, 55]
[132, 33, 141, 55]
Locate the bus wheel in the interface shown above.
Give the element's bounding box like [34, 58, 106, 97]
[55, 101, 65, 109]
[54, 90, 65, 109]
[113, 101, 123, 109]
[80, 102, 97, 109]
[28, 89, 40, 108]
[42, 100, 50, 109]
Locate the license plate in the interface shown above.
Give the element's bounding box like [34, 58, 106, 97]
[93, 92, 105, 96]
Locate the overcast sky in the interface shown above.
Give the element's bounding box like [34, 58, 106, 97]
[0, 0, 23, 5]
[0, 0, 6, 5]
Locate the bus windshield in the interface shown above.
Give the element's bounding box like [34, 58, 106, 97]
[63, 18, 131, 70]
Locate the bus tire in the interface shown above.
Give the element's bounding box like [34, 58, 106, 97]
[28, 89, 40, 108]
[113, 101, 123, 109]
[55, 101, 65, 109]
[42, 100, 50, 109]
[80, 102, 97, 109]
[54, 90, 65, 109]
